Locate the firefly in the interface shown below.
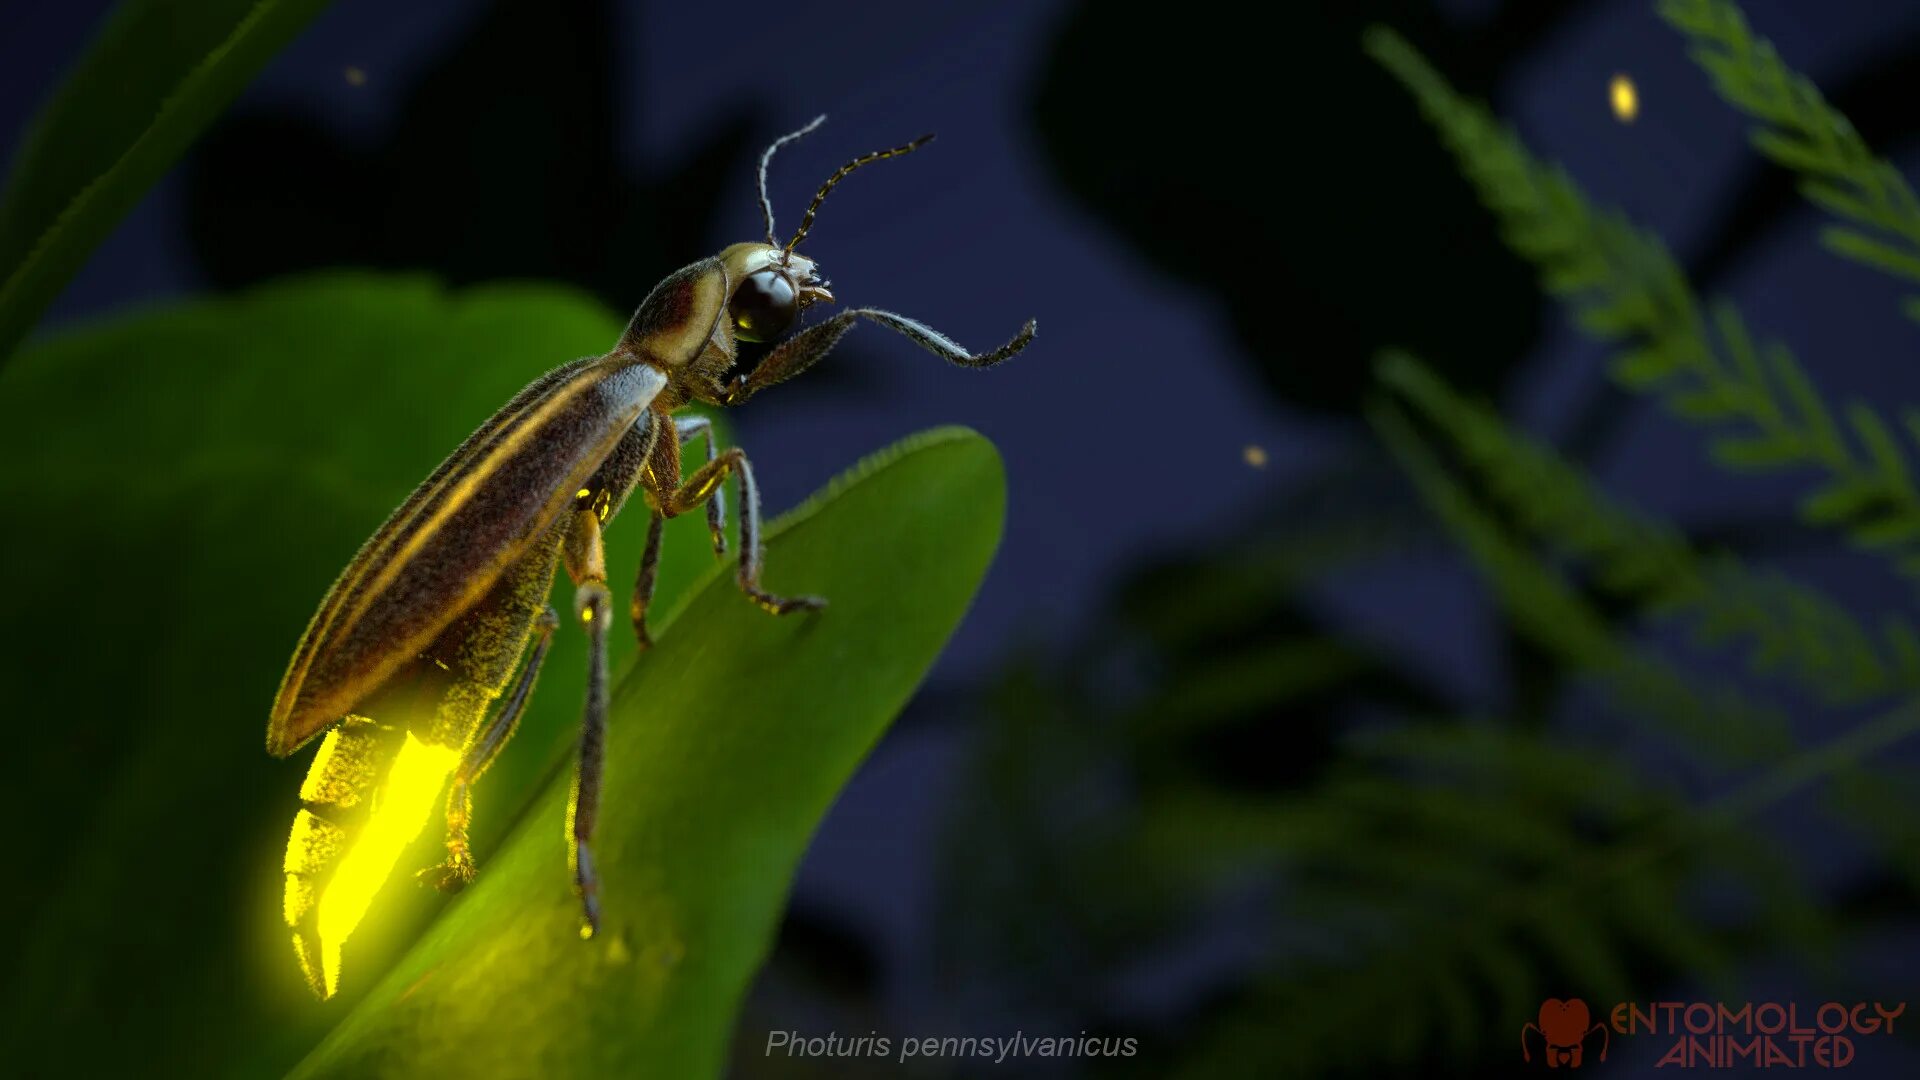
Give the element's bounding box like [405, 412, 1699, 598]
[267, 115, 1036, 998]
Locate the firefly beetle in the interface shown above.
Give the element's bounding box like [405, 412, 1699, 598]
[266, 116, 1035, 998]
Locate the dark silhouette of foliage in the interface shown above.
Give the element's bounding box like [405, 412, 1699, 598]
[1031, 0, 1548, 415]
[184, 0, 756, 313]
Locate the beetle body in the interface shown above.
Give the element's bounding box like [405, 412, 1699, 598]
[267, 119, 1035, 998]
[282, 513, 570, 996]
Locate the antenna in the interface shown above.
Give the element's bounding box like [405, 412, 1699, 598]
[757, 115, 827, 244]
[784, 133, 935, 257]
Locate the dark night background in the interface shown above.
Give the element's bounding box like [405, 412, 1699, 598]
[5, 0, 1920, 1075]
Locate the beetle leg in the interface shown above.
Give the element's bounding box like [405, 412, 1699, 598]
[627, 411, 723, 648]
[672, 447, 825, 616]
[417, 604, 560, 891]
[726, 310, 858, 404]
[725, 308, 1036, 405]
[850, 307, 1036, 368]
[563, 508, 613, 938]
[673, 414, 726, 554]
[629, 510, 666, 649]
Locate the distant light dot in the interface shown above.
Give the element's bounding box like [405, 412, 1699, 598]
[344, 66, 367, 87]
[1610, 73, 1638, 123]
[1243, 444, 1269, 469]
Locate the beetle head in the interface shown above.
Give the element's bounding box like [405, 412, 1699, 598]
[619, 242, 831, 381]
[622, 117, 1031, 401]
[716, 242, 833, 345]
[624, 117, 927, 372]
[720, 116, 932, 350]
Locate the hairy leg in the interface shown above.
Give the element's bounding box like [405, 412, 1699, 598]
[563, 508, 613, 937]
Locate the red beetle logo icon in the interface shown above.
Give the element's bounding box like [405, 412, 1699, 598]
[1523, 998, 1609, 1068]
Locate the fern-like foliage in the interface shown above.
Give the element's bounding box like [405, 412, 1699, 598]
[1374, 343, 1920, 890]
[1165, 722, 1833, 1076]
[1378, 351, 1920, 708]
[935, 9, 1920, 1077]
[1364, 25, 1920, 583]
[1370, 387, 1792, 764]
[1658, 0, 1920, 320]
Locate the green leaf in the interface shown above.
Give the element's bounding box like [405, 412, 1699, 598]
[1820, 226, 1920, 285]
[0, 273, 721, 1075]
[1710, 433, 1804, 468]
[1800, 479, 1880, 524]
[1610, 346, 1676, 388]
[289, 428, 1004, 1078]
[0, 0, 331, 363]
[1748, 130, 1836, 176]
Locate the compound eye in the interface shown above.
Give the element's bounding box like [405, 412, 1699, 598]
[729, 268, 798, 343]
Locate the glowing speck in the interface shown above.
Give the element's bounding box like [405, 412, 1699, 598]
[582, 606, 595, 623]
[344, 66, 367, 87]
[1610, 73, 1638, 123]
[1243, 444, 1269, 469]
[577, 488, 592, 499]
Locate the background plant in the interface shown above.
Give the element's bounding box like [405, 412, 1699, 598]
[920, 2, 1920, 1075]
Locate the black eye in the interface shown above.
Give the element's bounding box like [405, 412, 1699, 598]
[729, 268, 797, 343]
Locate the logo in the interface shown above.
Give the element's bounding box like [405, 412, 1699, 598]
[1520, 998, 1907, 1069]
[1523, 998, 1609, 1068]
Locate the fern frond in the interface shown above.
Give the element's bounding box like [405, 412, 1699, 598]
[1379, 350, 1920, 706]
[1658, 0, 1920, 311]
[1197, 692, 1920, 1073]
[1368, 391, 1791, 762]
[1826, 765, 1920, 893]
[1169, 721, 1843, 1075]
[1364, 26, 1920, 583]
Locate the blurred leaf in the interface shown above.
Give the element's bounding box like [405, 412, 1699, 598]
[931, 451, 1453, 1023]
[289, 428, 1005, 1078]
[0, 273, 724, 1075]
[0, 0, 331, 363]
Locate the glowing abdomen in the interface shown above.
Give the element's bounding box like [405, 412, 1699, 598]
[283, 716, 461, 998]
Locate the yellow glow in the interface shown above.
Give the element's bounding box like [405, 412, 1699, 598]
[577, 488, 592, 499]
[1243, 444, 1269, 469]
[312, 733, 458, 997]
[582, 606, 594, 623]
[297, 729, 345, 802]
[1610, 73, 1638, 123]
